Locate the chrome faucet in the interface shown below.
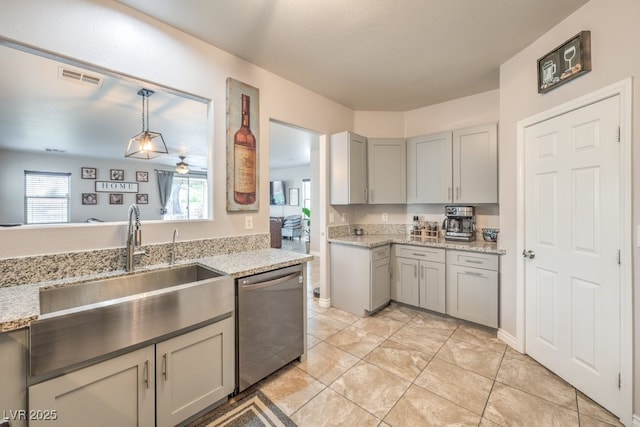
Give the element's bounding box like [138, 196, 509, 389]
[125, 204, 145, 272]
[170, 229, 179, 265]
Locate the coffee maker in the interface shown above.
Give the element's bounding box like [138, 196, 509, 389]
[442, 206, 476, 241]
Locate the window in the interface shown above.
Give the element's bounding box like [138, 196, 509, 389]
[302, 178, 311, 210]
[24, 171, 71, 224]
[163, 174, 208, 220]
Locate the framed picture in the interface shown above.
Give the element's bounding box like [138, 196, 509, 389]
[109, 193, 123, 205]
[226, 77, 260, 212]
[110, 169, 125, 181]
[538, 31, 591, 93]
[81, 167, 96, 179]
[82, 193, 97, 205]
[136, 171, 148, 182]
[136, 193, 149, 204]
[289, 188, 299, 206]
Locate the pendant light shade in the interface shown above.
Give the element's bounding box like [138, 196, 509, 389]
[175, 156, 190, 174]
[125, 89, 169, 159]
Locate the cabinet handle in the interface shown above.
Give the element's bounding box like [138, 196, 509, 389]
[143, 359, 149, 389]
[364, 188, 368, 202]
[448, 187, 451, 201]
[162, 353, 168, 380]
[464, 270, 485, 277]
[412, 252, 426, 257]
[414, 265, 417, 278]
[370, 189, 374, 202]
[456, 187, 460, 200]
[464, 259, 483, 264]
[420, 266, 424, 280]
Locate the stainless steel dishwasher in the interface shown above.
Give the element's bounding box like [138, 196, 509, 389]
[236, 264, 304, 392]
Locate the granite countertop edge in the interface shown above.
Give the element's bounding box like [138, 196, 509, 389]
[328, 234, 506, 255]
[0, 248, 312, 333]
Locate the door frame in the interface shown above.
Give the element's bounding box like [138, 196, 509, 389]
[515, 78, 633, 425]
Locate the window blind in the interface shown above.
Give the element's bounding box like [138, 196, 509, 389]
[24, 171, 71, 224]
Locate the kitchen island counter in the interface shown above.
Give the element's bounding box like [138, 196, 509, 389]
[0, 248, 312, 332]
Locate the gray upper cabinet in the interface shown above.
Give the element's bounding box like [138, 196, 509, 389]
[407, 123, 498, 204]
[330, 131, 368, 205]
[407, 131, 453, 204]
[367, 138, 406, 204]
[453, 123, 498, 204]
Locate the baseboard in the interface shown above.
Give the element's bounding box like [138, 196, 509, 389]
[497, 328, 522, 352]
[318, 297, 330, 309]
[633, 414, 640, 427]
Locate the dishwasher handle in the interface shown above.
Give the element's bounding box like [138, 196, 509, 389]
[240, 272, 301, 291]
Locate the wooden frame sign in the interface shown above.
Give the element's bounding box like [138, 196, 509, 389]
[95, 181, 138, 193]
[538, 31, 591, 93]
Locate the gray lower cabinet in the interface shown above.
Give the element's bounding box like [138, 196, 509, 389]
[392, 245, 446, 313]
[0, 329, 28, 427]
[446, 250, 499, 328]
[28, 319, 234, 427]
[331, 243, 390, 316]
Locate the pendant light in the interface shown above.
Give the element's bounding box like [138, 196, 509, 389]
[125, 88, 169, 159]
[175, 156, 190, 174]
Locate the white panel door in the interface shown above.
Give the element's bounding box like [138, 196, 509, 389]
[524, 96, 620, 415]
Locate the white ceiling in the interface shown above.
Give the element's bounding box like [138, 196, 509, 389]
[269, 121, 317, 170]
[116, 0, 589, 111]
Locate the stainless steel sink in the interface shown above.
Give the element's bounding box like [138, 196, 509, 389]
[39, 264, 222, 315]
[30, 264, 233, 378]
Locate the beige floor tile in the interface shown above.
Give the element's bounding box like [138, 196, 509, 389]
[297, 341, 359, 385]
[579, 414, 622, 427]
[290, 388, 380, 427]
[322, 307, 362, 325]
[376, 302, 419, 323]
[307, 334, 322, 349]
[389, 321, 448, 358]
[414, 358, 493, 415]
[450, 324, 507, 353]
[435, 338, 503, 379]
[325, 325, 386, 358]
[364, 339, 431, 382]
[484, 382, 579, 426]
[479, 417, 503, 427]
[352, 315, 405, 338]
[410, 311, 460, 337]
[307, 314, 346, 340]
[577, 392, 623, 426]
[331, 360, 410, 419]
[259, 365, 326, 416]
[384, 384, 481, 427]
[496, 357, 576, 410]
[502, 346, 542, 367]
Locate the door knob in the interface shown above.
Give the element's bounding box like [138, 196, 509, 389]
[522, 250, 535, 259]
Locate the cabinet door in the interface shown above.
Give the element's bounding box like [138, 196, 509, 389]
[392, 257, 419, 306]
[452, 123, 498, 203]
[407, 132, 452, 203]
[0, 329, 27, 427]
[447, 264, 498, 328]
[367, 138, 406, 204]
[370, 258, 390, 311]
[330, 131, 367, 205]
[156, 319, 235, 427]
[418, 260, 446, 314]
[29, 346, 155, 427]
[330, 243, 370, 316]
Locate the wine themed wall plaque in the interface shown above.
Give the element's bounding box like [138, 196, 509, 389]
[537, 31, 591, 93]
[226, 77, 260, 211]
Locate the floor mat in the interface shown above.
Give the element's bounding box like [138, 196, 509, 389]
[188, 390, 297, 427]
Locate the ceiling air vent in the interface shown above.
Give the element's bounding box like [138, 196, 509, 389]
[58, 67, 104, 88]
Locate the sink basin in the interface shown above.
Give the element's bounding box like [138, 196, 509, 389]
[30, 264, 233, 378]
[39, 264, 222, 315]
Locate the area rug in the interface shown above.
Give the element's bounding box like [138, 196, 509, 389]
[189, 390, 297, 427]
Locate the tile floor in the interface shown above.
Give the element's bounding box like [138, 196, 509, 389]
[253, 257, 623, 426]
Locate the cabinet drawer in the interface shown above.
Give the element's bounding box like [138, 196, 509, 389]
[447, 250, 498, 271]
[395, 245, 445, 263]
[371, 245, 390, 261]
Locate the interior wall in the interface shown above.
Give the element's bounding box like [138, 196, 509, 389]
[0, 0, 353, 258]
[498, 0, 640, 417]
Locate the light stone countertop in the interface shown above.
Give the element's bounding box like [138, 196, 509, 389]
[0, 248, 312, 333]
[328, 234, 506, 255]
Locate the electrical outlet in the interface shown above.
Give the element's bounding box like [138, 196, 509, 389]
[342, 213, 347, 222]
[329, 212, 335, 223]
[382, 212, 388, 222]
[245, 216, 253, 229]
